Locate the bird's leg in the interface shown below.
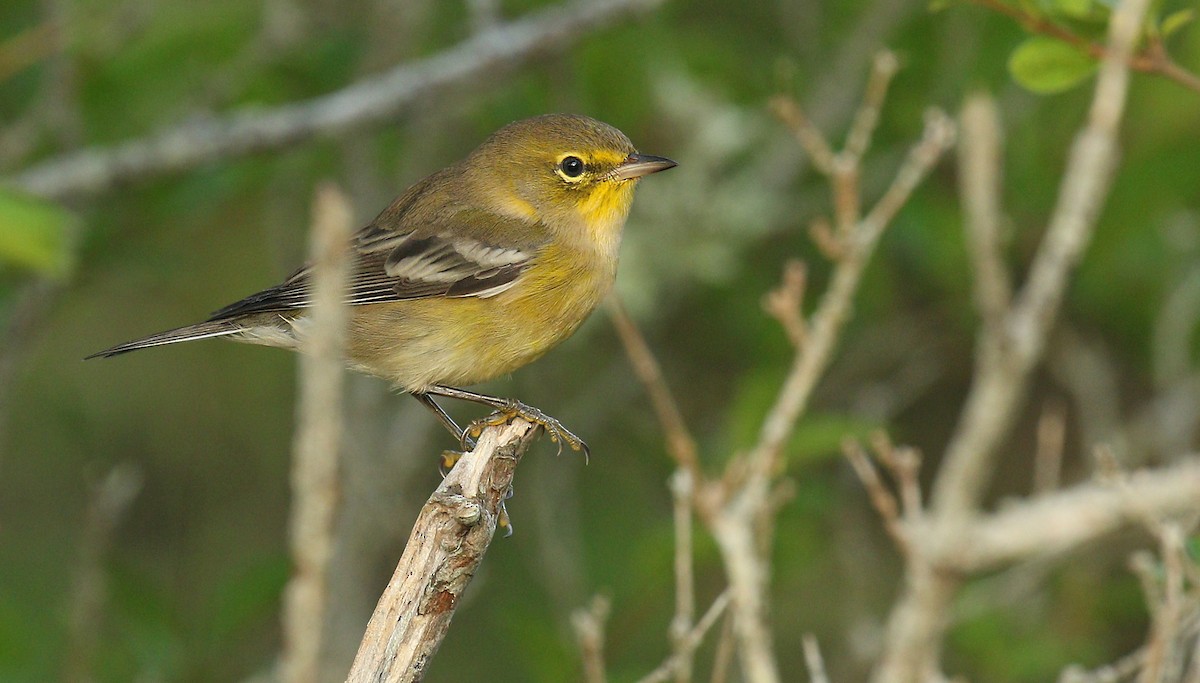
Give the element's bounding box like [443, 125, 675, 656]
[424, 384, 590, 461]
[412, 392, 474, 470]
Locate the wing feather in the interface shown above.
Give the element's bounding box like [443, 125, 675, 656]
[208, 211, 540, 321]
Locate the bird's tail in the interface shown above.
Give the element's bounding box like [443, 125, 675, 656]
[85, 320, 243, 359]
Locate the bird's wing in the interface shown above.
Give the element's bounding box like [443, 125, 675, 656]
[207, 211, 541, 321]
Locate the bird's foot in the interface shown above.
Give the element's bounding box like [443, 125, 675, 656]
[462, 400, 590, 461]
[439, 449, 464, 475]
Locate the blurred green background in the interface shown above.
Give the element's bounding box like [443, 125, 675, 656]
[2, 0, 1199, 680]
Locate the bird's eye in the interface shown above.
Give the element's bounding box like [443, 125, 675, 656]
[559, 156, 585, 178]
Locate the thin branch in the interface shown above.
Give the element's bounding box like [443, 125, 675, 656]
[669, 469, 697, 683]
[345, 419, 538, 682]
[957, 93, 1011, 337]
[930, 457, 1200, 572]
[966, 0, 1200, 94]
[606, 296, 701, 478]
[1033, 399, 1068, 495]
[752, 109, 954, 469]
[875, 2, 1151, 676]
[932, 0, 1143, 517]
[636, 591, 733, 683]
[844, 51, 900, 161]
[572, 595, 612, 683]
[801, 634, 831, 683]
[842, 438, 908, 552]
[64, 464, 142, 683]
[761, 260, 809, 349]
[769, 97, 836, 175]
[281, 184, 353, 683]
[709, 613, 735, 683]
[3, 0, 666, 200]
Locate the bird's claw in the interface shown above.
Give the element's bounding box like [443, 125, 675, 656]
[439, 449, 464, 475]
[462, 400, 590, 461]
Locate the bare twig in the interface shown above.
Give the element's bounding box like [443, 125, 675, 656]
[801, 634, 831, 683]
[933, 0, 1142, 518]
[965, 0, 1200, 95]
[1033, 399, 1068, 495]
[636, 591, 733, 683]
[874, 3, 1151, 677]
[842, 438, 908, 551]
[669, 469, 697, 683]
[930, 458, 1200, 572]
[281, 183, 353, 683]
[752, 109, 954, 471]
[573, 595, 612, 683]
[4, 0, 666, 200]
[710, 613, 735, 683]
[770, 97, 836, 174]
[64, 464, 142, 683]
[958, 93, 1011, 337]
[1138, 523, 1187, 683]
[345, 419, 538, 682]
[844, 51, 900, 161]
[606, 296, 700, 478]
[762, 260, 809, 349]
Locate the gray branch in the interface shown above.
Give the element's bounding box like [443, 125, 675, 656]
[344, 419, 537, 683]
[3, 0, 664, 201]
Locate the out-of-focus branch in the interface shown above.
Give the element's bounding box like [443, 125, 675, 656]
[932, 0, 1142, 518]
[3, 0, 665, 201]
[925, 457, 1200, 572]
[702, 56, 954, 683]
[572, 595, 612, 683]
[750, 106, 954, 473]
[280, 184, 353, 683]
[635, 591, 732, 683]
[64, 464, 142, 683]
[965, 0, 1200, 95]
[873, 1, 1154, 678]
[606, 296, 700, 478]
[668, 469, 696, 683]
[801, 634, 831, 683]
[957, 94, 1011, 337]
[345, 419, 537, 683]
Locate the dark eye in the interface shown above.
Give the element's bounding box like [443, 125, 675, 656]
[559, 156, 585, 178]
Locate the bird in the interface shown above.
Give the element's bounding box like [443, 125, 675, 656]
[88, 114, 676, 456]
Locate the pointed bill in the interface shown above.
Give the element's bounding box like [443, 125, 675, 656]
[611, 153, 677, 181]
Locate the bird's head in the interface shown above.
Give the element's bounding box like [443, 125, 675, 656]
[464, 114, 676, 255]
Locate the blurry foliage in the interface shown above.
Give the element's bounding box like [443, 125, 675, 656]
[1, 0, 1199, 681]
[0, 189, 76, 278]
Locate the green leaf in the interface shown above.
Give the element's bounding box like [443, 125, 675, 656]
[1008, 37, 1098, 94]
[1160, 8, 1196, 37]
[0, 190, 76, 278]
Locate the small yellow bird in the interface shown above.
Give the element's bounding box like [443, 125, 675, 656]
[89, 114, 676, 454]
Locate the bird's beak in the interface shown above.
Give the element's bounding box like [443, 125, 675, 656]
[611, 153, 677, 181]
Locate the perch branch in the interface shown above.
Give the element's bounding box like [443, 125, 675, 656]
[345, 419, 537, 683]
[3, 0, 665, 200]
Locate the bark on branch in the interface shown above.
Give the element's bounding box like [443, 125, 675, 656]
[344, 418, 537, 683]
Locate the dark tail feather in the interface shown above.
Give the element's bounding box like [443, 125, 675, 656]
[85, 320, 242, 359]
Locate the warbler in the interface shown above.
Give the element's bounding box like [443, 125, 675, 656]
[89, 114, 676, 454]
